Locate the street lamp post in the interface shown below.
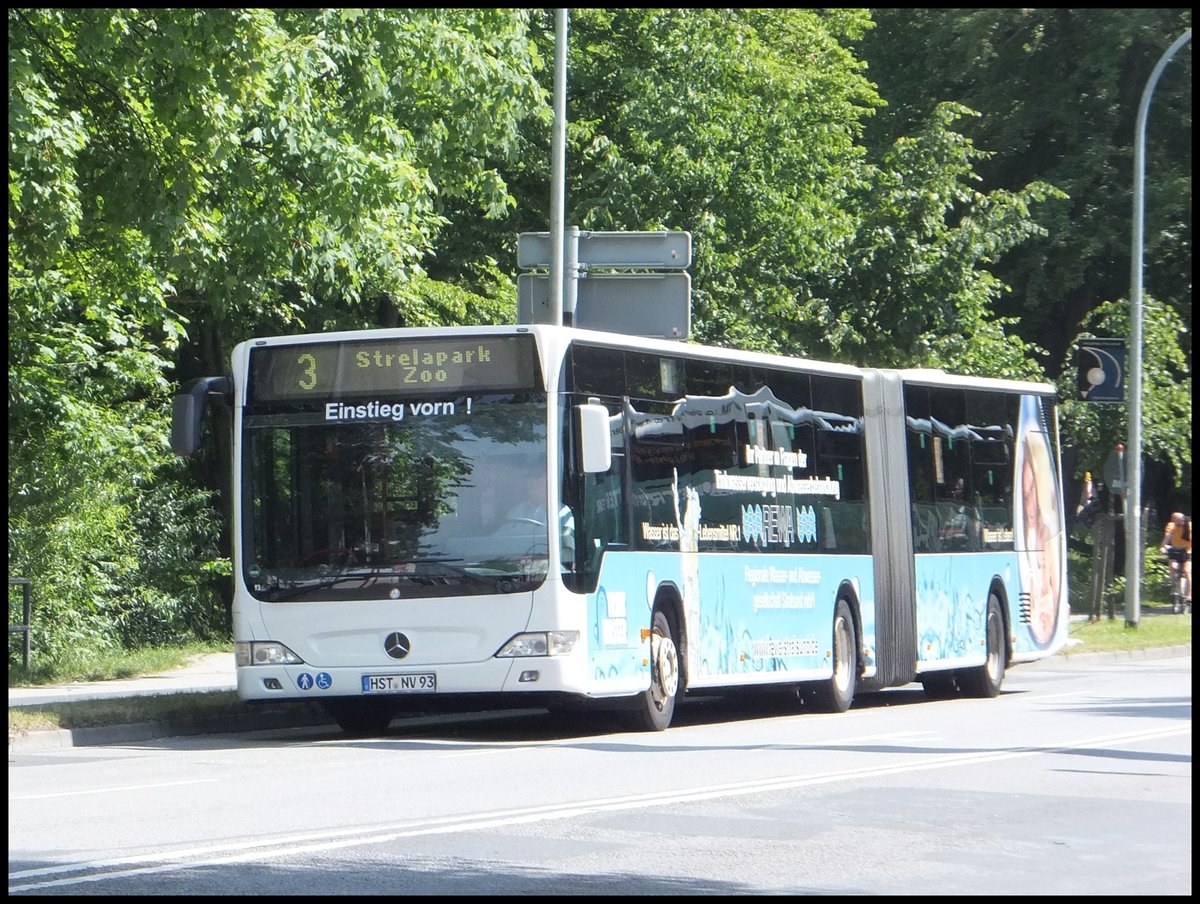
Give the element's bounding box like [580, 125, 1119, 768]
[1126, 28, 1191, 628]
[548, 9, 568, 326]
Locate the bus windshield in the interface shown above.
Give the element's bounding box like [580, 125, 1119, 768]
[242, 393, 549, 601]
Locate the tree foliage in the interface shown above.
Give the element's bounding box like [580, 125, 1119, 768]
[857, 7, 1191, 500]
[8, 8, 544, 664]
[860, 9, 1192, 359]
[513, 8, 1058, 376]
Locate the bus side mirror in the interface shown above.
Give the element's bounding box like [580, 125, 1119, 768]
[577, 399, 612, 474]
[171, 376, 232, 456]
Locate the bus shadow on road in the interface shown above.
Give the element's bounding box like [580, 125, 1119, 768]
[285, 683, 997, 747]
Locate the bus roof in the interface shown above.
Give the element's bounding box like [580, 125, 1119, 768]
[234, 323, 1057, 397]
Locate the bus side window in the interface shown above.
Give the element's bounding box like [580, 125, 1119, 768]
[905, 385, 939, 553]
[967, 390, 1017, 549]
[628, 398, 687, 549]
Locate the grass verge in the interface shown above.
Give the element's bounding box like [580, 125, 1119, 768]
[7, 641, 230, 686]
[1064, 603, 1192, 653]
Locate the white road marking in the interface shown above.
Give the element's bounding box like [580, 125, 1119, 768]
[8, 724, 1188, 893]
[12, 779, 218, 800]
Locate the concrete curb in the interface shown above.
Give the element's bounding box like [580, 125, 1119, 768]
[1052, 644, 1193, 663]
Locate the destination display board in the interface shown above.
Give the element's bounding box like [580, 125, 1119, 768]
[248, 335, 542, 403]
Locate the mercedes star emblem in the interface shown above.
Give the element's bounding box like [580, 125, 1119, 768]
[384, 631, 411, 660]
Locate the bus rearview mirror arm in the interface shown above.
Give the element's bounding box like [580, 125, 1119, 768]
[171, 375, 233, 457]
[577, 398, 612, 473]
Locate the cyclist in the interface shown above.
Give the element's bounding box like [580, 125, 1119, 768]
[1158, 511, 1192, 614]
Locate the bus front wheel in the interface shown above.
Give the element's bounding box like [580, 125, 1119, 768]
[322, 699, 395, 737]
[627, 608, 679, 731]
[807, 599, 857, 713]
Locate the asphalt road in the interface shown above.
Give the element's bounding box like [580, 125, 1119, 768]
[8, 651, 1191, 895]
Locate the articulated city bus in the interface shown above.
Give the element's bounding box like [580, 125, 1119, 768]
[172, 324, 1067, 733]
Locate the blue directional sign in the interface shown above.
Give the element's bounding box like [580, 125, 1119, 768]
[1077, 338, 1126, 402]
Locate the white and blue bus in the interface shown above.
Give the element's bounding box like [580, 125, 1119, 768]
[172, 324, 1067, 733]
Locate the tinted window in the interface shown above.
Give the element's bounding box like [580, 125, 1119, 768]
[572, 345, 625, 397]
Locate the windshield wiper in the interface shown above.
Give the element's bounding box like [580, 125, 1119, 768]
[399, 556, 519, 592]
[264, 558, 521, 600]
[266, 570, 387, 601]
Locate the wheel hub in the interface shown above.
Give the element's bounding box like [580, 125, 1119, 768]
[651, 631, 680, 705]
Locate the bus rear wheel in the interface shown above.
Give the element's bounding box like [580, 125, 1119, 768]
[920, 672, 959, 699]
[807, 599, 857, 713]
[957, 594, 1006, 698]
[627, 608, 679, 731]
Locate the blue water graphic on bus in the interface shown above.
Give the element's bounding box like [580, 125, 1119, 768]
[586, 551, 876, 691]
[586, 546, 1058, 693]
[913, 553, 1009, 663]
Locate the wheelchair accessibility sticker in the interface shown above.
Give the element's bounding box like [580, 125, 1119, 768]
[296, 672, 332, 691]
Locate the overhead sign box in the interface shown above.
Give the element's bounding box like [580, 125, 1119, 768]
[518, 273, 691, 339]
[518, 230, 691, 270]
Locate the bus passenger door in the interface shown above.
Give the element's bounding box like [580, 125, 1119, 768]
[567, 397, 628, 588]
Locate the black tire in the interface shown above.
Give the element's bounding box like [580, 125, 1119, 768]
[808, 598, 857, 713]
[920, 672, 959, 699]
[626, 608, 680, 731]
[958, 593, 1006, 698]
[322, 699, 394, 737]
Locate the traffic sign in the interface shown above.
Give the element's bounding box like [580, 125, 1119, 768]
[518, 273, 691, 339]
[518, 230, 691, 270]
[1077, 337, 1126, 402]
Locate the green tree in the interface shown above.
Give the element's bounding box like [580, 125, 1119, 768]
[10, 10, 218, 664]
[8, 9, 545, 666]
[821, 101, 1061, 376]
[860, 9, 1191, 363]
[507, 9, 1058, 376]
[560, 8, 876, 356]
[857, 8, 1191, 502]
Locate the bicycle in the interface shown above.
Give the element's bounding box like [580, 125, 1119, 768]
[1163, 547, 1191, 615]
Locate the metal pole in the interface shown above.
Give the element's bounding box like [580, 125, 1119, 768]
[549, 9, 569, 326]
[8, 577, 32, 670]
[564, 225, 580, 325]
[1126, 28, 1191, 628]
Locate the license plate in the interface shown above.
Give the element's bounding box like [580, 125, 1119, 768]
[361, 673, 437, 694]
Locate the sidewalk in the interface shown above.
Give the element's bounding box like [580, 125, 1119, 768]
[8, 652, 337, 752]
[7, 652, 236, 709]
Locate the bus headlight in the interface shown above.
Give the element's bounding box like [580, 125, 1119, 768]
[495, 631, 579, 658]
[235, 641, 304, 667]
